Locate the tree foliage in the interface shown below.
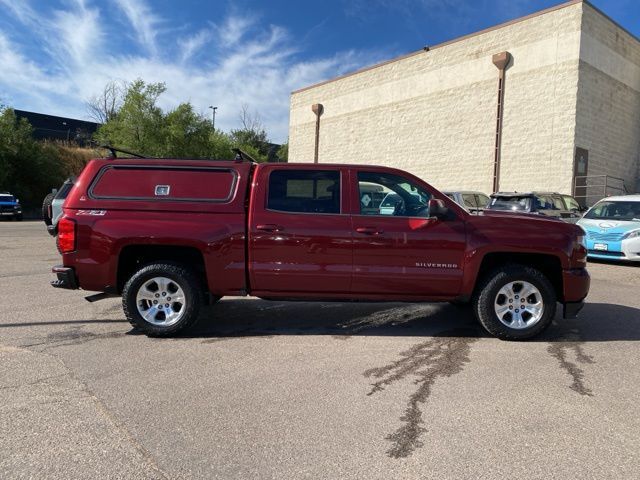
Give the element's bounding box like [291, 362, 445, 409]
[94, 79, 273, 162]
[86, 80, 125, 123]
[277, 140, 288, 162]
[0, 107, 81, 210]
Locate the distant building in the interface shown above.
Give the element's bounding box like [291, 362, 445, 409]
[14, 110, 100, 145]
[289, 0, 640, 204]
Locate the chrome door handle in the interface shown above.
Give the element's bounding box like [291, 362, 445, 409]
[356, 226, 383, 235]
[256, 224, 283, 232]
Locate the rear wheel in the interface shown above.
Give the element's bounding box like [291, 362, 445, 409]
[473, 264, 556, 340]
[122, 263, 203, 337]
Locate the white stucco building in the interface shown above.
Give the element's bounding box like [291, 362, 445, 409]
[288, 0, 640, 203]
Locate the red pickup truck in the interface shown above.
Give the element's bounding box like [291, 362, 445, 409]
[51, 155, 590, 340]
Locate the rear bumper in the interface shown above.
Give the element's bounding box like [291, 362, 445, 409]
[51, 265, 78, 289]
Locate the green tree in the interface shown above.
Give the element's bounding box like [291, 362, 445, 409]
[95, 79, 167, 156]
[0, 107, 67, 209]
[162, 103, 216, 158]
[229, 104, 269, 162]
[93, 80, 273, 162]
[277, 140, 288, 162]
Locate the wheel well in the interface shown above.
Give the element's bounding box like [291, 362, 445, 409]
[117, 245, 207, 293]
[476, 253, 563, 301]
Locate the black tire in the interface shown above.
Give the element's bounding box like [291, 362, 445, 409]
[42, 193, 55, 226]
[122, 263, 203, 337]
[473, 264, 556, 340]
[15, 214, 23, 221]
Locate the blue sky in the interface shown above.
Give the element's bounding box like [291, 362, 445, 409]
[0, 0, 638, 142]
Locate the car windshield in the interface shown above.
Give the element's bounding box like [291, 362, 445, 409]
[488, 196, 531, 211]
[584, 200, 640, 221]
[55, 179, 75, 200]
[0, 195, 15, 202]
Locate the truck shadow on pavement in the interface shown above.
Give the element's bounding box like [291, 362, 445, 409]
[188, 300, 639, 458]
[186, 300, 640, 343]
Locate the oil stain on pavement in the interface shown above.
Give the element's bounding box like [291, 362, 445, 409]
[364, 328, 479, 458]
[547, 329, 595, 396]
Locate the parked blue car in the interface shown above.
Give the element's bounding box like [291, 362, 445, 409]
[577, 195, 640, 262]
[0, 192, 22, 221]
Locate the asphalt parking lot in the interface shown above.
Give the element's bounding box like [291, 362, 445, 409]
[1, 221, 639, 479]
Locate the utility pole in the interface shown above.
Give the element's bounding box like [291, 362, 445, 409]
[209, 106, 218, 131]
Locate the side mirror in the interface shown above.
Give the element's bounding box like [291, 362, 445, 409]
[428, 198, 449, 220]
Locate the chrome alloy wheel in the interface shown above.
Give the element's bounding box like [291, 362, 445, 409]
[136, 277, 186, 326]
[494, 281, 544, 330]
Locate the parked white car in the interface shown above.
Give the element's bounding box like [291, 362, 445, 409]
[577, 195, 640, 262]
[443, 191, 491, 213]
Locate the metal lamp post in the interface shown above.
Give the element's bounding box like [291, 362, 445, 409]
[208, 106, 218, 131]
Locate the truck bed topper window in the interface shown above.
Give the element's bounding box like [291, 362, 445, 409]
[88, 165, 238, 203]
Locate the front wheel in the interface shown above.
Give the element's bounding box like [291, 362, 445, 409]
[473, 265, 556, 340]
[122, 263, 203, 337]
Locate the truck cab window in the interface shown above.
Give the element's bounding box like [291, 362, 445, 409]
[268, 170, 340, 214]
[357, 171, 431, 217]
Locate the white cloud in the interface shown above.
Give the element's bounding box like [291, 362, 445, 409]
[178, 29, 212, 63]
[51, 0, 103, 66]
[112, 0, 162, 55]
[215, 14, 256, 47]
[0, 3, 388, 143]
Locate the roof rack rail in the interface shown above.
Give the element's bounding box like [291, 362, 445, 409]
[98, 144, 147, 159]
[96, 143, 258, 163]
[232, 148, 258, 163]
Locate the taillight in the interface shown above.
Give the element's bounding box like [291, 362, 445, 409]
[57, 217, 76, 253]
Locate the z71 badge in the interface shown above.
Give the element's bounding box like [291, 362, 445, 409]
[76, 210, 107, 216]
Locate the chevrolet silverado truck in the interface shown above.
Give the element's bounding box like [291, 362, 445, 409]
[50, 155, 590, 340]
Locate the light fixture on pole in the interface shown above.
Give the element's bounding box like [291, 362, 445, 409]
[208, 106, 218, 131]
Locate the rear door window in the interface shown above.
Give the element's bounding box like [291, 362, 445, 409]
[475, 194, 490, 208]
[267, 170, 340, 214]
[551, 196, 565, 210]
[462, 194, 477, 209]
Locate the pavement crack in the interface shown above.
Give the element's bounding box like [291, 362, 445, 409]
[19, 345, 170, 479]
[364, 328, 479, 458]
[547, 330, 595, 397]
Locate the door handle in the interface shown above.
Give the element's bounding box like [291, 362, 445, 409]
[356, 226, 383, 235]
[256, 224, 283, 232]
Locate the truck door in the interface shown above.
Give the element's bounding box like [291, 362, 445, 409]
[248, 166, 352, 295]
[351, 170, 466, 298]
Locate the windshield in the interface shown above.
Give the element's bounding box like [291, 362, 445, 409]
[0, 195, 15, 203]
[54, 179, 75, 200]
[584, 200, 640, 221]
[488, 196, 531, 212]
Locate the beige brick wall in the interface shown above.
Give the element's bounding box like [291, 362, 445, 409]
[574, 3, 640, 198]
[289, 2, 584, 195]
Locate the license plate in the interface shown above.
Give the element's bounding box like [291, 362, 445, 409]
[594, 243, 608, 251]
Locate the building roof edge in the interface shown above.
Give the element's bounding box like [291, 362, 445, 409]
[291, 0, 583, 96]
